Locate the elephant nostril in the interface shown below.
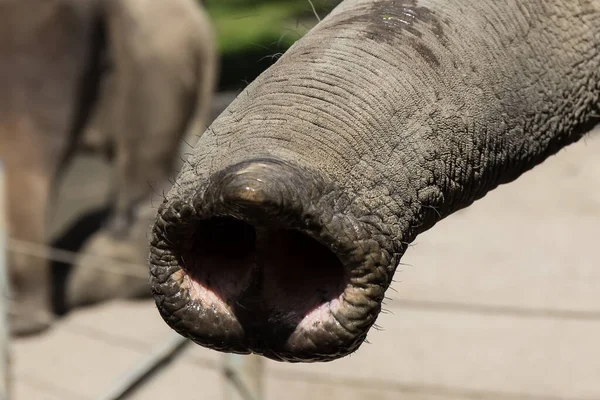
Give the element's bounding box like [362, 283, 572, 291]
[181, 216, 348, 327]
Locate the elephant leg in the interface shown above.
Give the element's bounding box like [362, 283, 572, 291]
[5, 161, 55, 335]
[67, 0, 217, 309]
[0, 0, 106, 327]
[67, 46, 197, 309]
[101, 0, 217, 224]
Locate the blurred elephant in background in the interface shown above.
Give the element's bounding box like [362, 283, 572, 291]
[0, 0, 218, 335]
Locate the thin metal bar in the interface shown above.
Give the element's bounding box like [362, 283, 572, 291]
[223, 354, 264, 400]
[95, 333, 190, 400]
[0, 161, 10, 400]
[7, 238, 147, 278]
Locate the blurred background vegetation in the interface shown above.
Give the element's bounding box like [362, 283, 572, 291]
[203, 0, 342, 90]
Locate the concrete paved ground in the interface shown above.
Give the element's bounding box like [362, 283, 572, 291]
[8, 106, 600, 399]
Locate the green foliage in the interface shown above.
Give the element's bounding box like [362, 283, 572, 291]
[201, 0, 340, 89]
[204, 0, 334, 55]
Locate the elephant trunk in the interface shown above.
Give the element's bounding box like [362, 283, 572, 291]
[149, 0, 600, 362]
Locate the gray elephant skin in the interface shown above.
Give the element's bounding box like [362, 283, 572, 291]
[148, 0, 600, 363]
[0, 0, 217, 336]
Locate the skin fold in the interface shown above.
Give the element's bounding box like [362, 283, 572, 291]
[0, 0, 217, 335]
[149, 0, 600, 362]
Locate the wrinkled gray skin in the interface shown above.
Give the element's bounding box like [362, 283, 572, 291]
[0, 0, 217, 336]
[149, 0, 600, 363]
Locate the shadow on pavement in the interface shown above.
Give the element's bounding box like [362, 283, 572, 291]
[51, 206, 113, 316]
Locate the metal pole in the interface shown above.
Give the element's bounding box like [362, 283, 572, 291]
[222, 354, 264, 400]
[96, 333, 190, 400]
[0, 161, 10, 400]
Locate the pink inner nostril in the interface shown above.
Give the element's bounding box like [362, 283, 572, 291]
[180, 217, 348, 324]
[182, 218, 257, 304]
